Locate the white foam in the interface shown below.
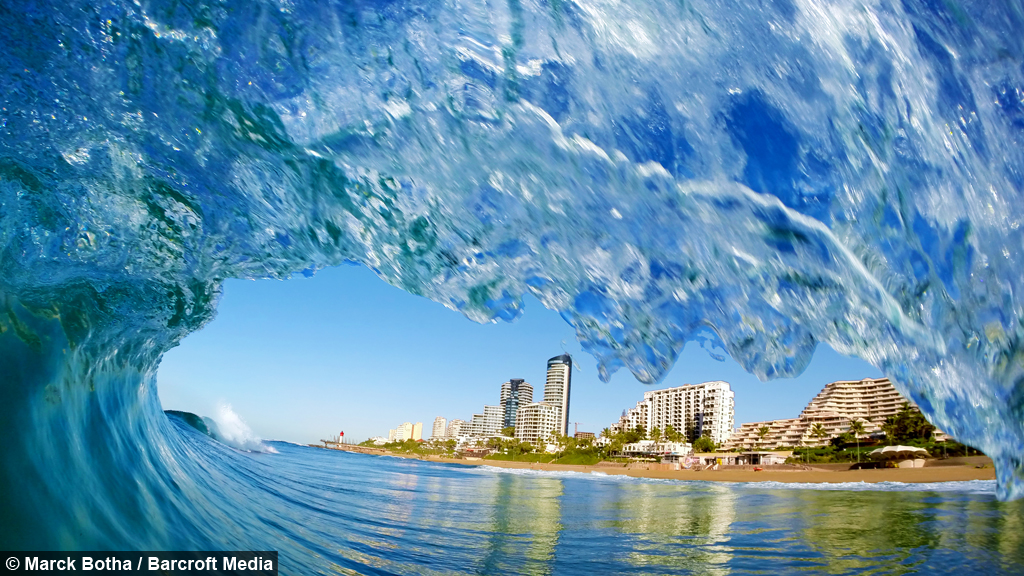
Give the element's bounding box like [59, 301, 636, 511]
[469, 465, 997, 494]
[206, 403, 277, 453]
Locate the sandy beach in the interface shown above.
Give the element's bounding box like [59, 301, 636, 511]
[402, 453, 997, 484]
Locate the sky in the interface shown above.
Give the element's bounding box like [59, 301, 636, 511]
[157, 264, 883, 444]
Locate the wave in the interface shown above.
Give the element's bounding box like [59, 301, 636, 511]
[1, 0, 1023, 551]
[166, 406, 276, 453]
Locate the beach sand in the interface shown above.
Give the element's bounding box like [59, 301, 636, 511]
[414, 455, 997, 484]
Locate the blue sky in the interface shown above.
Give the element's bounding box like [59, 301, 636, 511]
[157, 264, 882, 444]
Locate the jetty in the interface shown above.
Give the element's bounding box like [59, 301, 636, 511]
[311, 439, 387, 455]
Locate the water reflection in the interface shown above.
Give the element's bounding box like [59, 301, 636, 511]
[478, 474, 563, 575]
[274, 450, 1023, 575]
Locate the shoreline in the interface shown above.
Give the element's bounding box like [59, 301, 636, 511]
[373, 451, 997, 484]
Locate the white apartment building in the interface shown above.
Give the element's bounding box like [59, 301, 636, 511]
[465, 405, 503, 437]
[515, 402, 561, 445]
[447, 418, 466, 439]
[647, 381, 734, 445]
[723, 377, 945, 450]
[609, 381, 735, 445]
[431, 416, 447, 440]
[544, 354, 573, 436]
[389, 421, 423, 442]
[610, 401, 649, 436]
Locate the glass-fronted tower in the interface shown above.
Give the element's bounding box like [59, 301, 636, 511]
[500, 378, 533, 430]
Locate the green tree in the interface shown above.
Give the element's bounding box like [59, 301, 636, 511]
[693, 436, 716, 453]
[501, 426, 515, 438]
[848, 420, 866, 463]
[811, 423, 829, 446]
[650, 427, 662, 442]
[756, 426, 771, 450]
[664, 425, 683, 442]
[600, 427, 611, 438]
[882, 403, 936, 444]
[633, 424, 647, 440]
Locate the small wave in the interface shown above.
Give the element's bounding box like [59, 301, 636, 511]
[470, 465, 996, 494]
[741, 480, 997, 495]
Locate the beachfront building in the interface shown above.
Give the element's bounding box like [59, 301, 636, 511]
[544, 354, 573, 436]
[465, 405, 503, 438]
[447, 419, 466, 439]
[608, 381, 735, 445]
[610, 401, 650, 436]
[722, 377, 943, 450]
[618, 440, 693, 460]
[387, 422, 423, 442]
[500, 379, 533, 430]
[574, 431, 596, 441]
[515, 402, 562, 445]
[431, 417, 447, 440]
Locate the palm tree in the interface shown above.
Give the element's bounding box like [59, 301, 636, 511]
[756, 426, 771, 450]
[650, 427, 662, 442]
[811, 423, 829, 446]
[848, 420, 866, 463]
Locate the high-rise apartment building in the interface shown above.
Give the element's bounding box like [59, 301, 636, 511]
[388, 421, 424, 442]
[447, 419, 466, 439]
[544, 354, 572, 436]
[431, 417, 447, 440]
[515, 402, 562, 446]
[609, 381, 735, 445]
[466, 405, 503, 437]
[500, 379, 533, 430]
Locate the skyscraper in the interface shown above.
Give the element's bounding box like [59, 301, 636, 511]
[544, 354, 572, 436]
[500, 379, 533, 430]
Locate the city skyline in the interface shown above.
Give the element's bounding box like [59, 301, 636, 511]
[157, 265, 885, 444]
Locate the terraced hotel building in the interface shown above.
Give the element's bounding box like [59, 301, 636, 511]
[723, 377, 945, 450]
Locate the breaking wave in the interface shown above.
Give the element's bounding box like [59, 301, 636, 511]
[2, 0, 1024, 551]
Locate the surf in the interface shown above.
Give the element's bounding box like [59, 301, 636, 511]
[2, 0, 1024, 555]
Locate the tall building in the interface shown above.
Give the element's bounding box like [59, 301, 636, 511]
[500, 379, 533, 430]
[544, 354, 572, 436]
[723, 377, 945, 450]
[431, 416, 448, 440]
[394, 422, 413, 441]
[466, 405, 503, 437]
[389, 421, 423, 442]
[447, 418, 466, 438]
[608, 381, 735, 445]
[515, 402, 562, 445]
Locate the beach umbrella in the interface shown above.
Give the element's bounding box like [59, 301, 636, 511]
[868, 446, 930, 460]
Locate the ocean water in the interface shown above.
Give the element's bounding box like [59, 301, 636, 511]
[3, 0, 1024, 566]
[104, 420, 1024, 574]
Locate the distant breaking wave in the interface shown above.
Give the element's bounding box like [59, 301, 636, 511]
[166, 406, 276, 453]
[1, 0, 1023, 551]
